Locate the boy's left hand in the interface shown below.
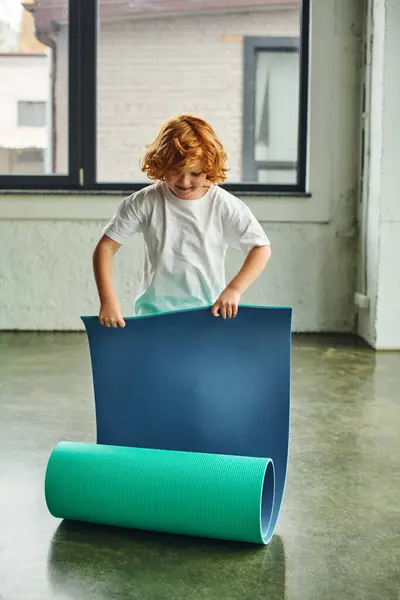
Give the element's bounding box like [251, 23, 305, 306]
[211, 287, 241, 319]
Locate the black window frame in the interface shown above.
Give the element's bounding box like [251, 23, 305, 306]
[0, 0, 310, 194]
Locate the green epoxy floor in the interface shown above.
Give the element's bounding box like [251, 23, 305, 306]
[0, 332, 399, 600]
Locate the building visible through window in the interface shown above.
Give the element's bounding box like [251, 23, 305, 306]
[0, 0, 308, 189]
[93, 1, 303, 185]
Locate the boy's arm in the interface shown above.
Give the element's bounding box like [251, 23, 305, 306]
[211, 245, 271, 319]
[92, 235, 126, 328]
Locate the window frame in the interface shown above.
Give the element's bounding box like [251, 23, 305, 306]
[0, 0, 310, 194]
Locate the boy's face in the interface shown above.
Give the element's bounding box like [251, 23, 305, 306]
[164, 159, 209, 200]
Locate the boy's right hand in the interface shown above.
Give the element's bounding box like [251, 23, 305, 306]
[99, 300, 126, 328]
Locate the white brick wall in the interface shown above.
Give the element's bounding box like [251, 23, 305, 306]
[56, 9, 300, 181]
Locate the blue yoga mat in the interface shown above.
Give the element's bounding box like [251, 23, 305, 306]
[78, 305, 292, 544]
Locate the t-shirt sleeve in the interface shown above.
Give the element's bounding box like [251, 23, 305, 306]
[222, 195, 270, 252]
[102, 191, 145, 244]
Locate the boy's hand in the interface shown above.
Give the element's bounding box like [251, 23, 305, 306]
[99, 300, 126, 328]
[211, 288, 241, 319]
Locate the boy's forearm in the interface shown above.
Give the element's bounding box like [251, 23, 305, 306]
[226, 245, 271, 295]
[93, 243, 118, 303]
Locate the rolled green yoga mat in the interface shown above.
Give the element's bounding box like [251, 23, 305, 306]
[45, 442, 275, 545]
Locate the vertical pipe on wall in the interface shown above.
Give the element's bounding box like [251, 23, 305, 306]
[358, 0, 373, 298]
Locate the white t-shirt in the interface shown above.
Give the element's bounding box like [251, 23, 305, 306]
[103, 182, 270, 316]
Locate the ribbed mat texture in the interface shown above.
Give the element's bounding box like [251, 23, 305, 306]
[45, 442, 274, 544]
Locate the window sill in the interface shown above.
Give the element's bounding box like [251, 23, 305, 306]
[0, 189, 328, 224]
[0, 188, 312, 197]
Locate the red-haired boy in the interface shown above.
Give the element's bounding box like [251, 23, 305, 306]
[93, 115, 271, 326]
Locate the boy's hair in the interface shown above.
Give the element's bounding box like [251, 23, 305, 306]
[140, 114, 229, 184]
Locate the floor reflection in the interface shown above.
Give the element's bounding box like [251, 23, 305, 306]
[48, 520, 286, 600]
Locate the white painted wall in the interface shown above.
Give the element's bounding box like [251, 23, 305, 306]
[0, 0, 364, 333]
[357, 0, 400, 350]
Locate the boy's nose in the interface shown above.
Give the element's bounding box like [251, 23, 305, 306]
[179, 174, 191, 187]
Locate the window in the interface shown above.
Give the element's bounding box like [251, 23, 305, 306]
[0, 0, 71, 180]
[243, 38, 300, 184]
[0, 0, 309, 192]
[18, 101, 46, 127]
